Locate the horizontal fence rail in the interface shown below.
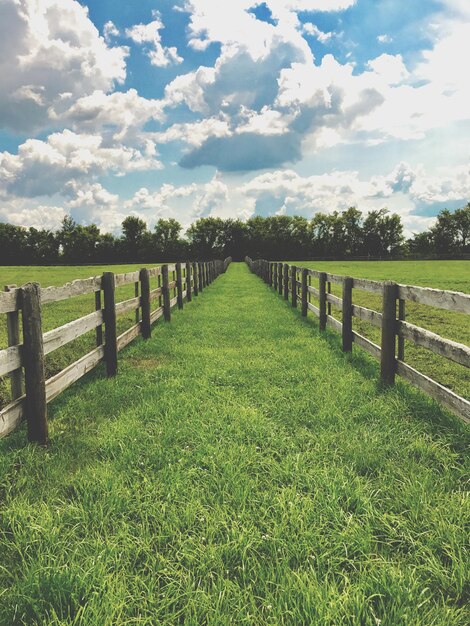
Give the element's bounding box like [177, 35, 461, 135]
[245, 257, 470, 423]
[1, 258, 232, 444]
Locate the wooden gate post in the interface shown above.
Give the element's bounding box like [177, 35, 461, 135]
[139, 268, 151, 339]
[301, 268, 308, 317]
[283, 264, 289, 300]
[4, 285, 23, 400]
[319, 272, 327, 331]
[176, 262, 184, 309]
[162, 264, 171, 322]
[342, 277, 353, 352]
[381, 281, 398, 385]
[102, 272, 118, 377]
[21, 283, 48, 445]
[186, 261, 192, 302]
[292, 265, 297, 308]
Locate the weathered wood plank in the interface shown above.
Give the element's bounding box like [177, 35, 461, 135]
[148, 266, 162, 278]
[398, 284, 470, 314]
[149, 287, 162, 301]
[115, 296, 141, 316]
[326, 315, 342, 333]
[326, 293, 342, 310]
[43, 310, 103, 356]
[0, 396, 25, 439]
[396, 360, 470, 423]
[117, 323, 141, 352]
[0, 345, 22, 378]
[397, 321, 470, 368]
[150, 306, 164, 324]
[4, 285, 22, 398]
[170, 296, 178, 308]
[0, 288, 20, 314]
[114, 271, 140, 288]
[45, 346, 105, 403]
[352, 304, 382, 328]
[167, 264, 177, 273]
[307, 301, 320, 317]
[42, 276, 101, 304]
[352, 331, 381, 360]
[352, 277, 383, 295]
[307, 269, 320, 278]
[325, 273, 343, 285]
[307, 285, 320, 297]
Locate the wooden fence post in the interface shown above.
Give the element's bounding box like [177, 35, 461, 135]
[176, 262, 184, 309]
[186, 261, 192, 302]
[398, 298, 405, 361]
[278, 262, 283, 295]
[273, 263, 278, 291]
[342, 277, 353, 352]
[319, 272, 327, 331]
[381, 281, 398, 385]
[283, 264, 289, 300]
[327, 281, 332, 316]
[139, 268, 151, 339]
[193, 262, 199, 296]
[198, 263, 204, 292]
[162, 264, 171, 322]
[102, 272, 118, 377]
[95, 290, 103, 346]
[4, 285, 23, 400]
[301, 268, 308, 317]
[21, 283, 48, 445]
[291, 265, 297, 308]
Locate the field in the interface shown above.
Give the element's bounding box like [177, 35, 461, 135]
[293, 260, 470, 400]
[0, 264, 157, 406]
[1, 263, 469, 625]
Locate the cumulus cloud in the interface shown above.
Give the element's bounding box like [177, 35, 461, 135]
[126, 12, 183, 67]
[0, 0, 128, 132]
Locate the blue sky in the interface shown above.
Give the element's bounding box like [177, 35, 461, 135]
[0, 0, 468, 235]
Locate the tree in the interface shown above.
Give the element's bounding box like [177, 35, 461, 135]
[121, 216, 148, 261]
[154, 218, 184, 260]
[186, 217, 227, 259]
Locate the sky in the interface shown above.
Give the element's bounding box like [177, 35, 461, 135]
[0, 0, 469, 237]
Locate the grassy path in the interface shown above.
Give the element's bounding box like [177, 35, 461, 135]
[0, 263, 468, 625]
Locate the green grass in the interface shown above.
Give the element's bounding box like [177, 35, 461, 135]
[0, 263, 468, 625]
[292, 260, 470, 400]
[0, 264, 166, 406]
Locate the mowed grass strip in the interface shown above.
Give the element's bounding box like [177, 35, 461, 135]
[297, 260, 470, 400]
[0, 263, 469, 626]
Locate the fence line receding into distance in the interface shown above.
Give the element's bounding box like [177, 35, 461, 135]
[0, 257, 232, 444]
[246, 257, 470, 423]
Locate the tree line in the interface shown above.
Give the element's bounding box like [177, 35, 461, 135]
[0, 204, 468, 264]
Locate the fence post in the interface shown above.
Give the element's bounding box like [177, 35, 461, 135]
[162, 264, 171, 322]
[398, 298, 405, 361]
[193, 262, 199, 296]
[186, 261, 192, 302]
[319, 272, 327, 331]
[95, 289, 103, 346]
[102, 272, 118, 377]
[176, 262, 184, 309]
[273, 263, 278, 291]
[381, 281, 398, 385]
[283, 264, 289, 300]
[292, 265, 297, 308]
[342, 277, 353, 352]
[198, 262, 204, 292]
[278, 263, 283, 295]
[139, 268, 151, 339]
[21, 283, 48, 445]
[4, 285, 23, 400]
[301, 268, 308, 317]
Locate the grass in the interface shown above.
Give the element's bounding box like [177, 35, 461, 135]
[292, 260, 470, 400]
[0, 263, 165, 406]
[0, 263, 468, 625]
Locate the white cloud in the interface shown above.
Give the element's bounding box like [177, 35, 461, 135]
[377, 34, 392, 44]
[126, 13, 183, 67]
[104, 20, 119, 43]
[0, 0, 128, 132]
[302, 22, 333, 43]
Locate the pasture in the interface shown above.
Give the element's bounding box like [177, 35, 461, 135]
[0, 263, 468, 625]
[296, 260, 470, 400]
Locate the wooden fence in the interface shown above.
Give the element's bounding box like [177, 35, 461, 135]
[246, 257, 470, 423]
[0, 257, 232, 444]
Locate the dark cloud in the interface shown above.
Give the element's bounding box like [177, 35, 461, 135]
[180, 131, 302, 171]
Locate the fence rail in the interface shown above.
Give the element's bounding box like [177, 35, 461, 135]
[246, 257, 470, 423]
[1, 258, 232, 443]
